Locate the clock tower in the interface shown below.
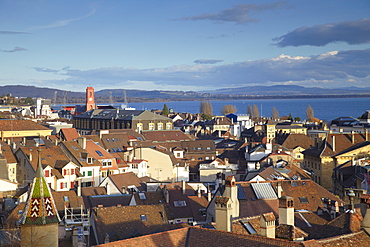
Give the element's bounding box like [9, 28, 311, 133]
[86, 87, 96, 111]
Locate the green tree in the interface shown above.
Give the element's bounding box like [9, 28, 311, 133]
[24, 97, 34, 105]
[221, 104, 237, 116]
[294, 116, 301, 122]
[161, 104, 169, 116]
[288, 113, 293, 121]
[201, 113, 213, 120]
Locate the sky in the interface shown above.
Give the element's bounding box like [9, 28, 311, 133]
[1, 0, 369, 92]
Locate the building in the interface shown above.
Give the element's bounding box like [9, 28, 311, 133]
[0, 120, 52, 141]
[73, 109, 173, 135]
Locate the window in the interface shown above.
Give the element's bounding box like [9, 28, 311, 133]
[71, 169, 75, 175]
[166, 123, 172, 130]
[299, 197, 308, 203]
[88, 171, 92, 176]
[140, 215, 147, 221]
[158, 123, 163, 130]
[149, 123, 155, 130]
[107, 139, 110, 142]
[70, 181, 75, 188]
[103, 161, 112, 166]
[95, 150, 103, 156]
[45, 170, 50, 177]
[206, 147, 211, 150]
[131, 164, 138, 169]
[174, 201, 187, 207]
[64, 196, 69, 202]
[83, 171, 85, 176]
[87, 157, 93, 164]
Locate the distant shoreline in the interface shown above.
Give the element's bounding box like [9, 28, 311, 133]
[124, 94, 370, 103]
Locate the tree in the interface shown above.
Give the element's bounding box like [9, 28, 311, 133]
[294, 116, 301, 122]
[306, 105, 315, 121]
[288, 113, 293, 121]
[161, 104, 169, 116]
[271, 107, 279, 120]
[253, 104, 260, 119]
[247, 104, 253, 117]
[200, 100, 213, 116]
[221, 104, 237, 116]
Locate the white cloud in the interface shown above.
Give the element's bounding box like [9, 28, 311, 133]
[32, 48, 370, 90]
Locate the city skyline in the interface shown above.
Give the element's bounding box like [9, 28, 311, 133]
[1, 0, 369, 92]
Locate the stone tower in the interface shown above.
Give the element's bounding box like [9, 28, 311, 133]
[19, 149, 60, 247]
[86, 87, 96, 111]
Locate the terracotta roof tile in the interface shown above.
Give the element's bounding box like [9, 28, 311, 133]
[60, 128, 79, 141]
[106, 172, 144, 192]
[0, 120, 50, 131]
[95, 227, 305, 247]
[92, 204, 171, 244]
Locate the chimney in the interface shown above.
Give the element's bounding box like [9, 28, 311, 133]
[106, 183, 111, 195]
[339, 128, 343, 133]
[182, 180, 186, 194]
[197, 186, 201, 198]
[29, 153, 32, 162]
[276, 182, 282, 198]
[351, 131, 355, 144]
[215, 196, 233, 232]
[224, 158, 229, 166]
[361, 199, 370, 235]
[330, 200, 338, 219]
[260, 212, 276, 238]
[77, 137, 86, 149]
[163, 186, 170, 204]
[347, 190, 355, 212]
[207, 188, 212, 202]
[0, 143, 2, 154]
[77, 180, 81, 197]
[332, 135, 335, 152]
[279, 196, 294, 226]
[12, 142, 16, 151]
[366, 129, 369, 141]
[223, 176, 239, 218]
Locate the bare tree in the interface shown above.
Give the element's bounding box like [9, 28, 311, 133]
[306, 105, 315, 121]
[253, 104, 260, 119]
[271, 107, 279, 120]
[247, 104, 253, 117]
[221, 104, 237, 115]
[200, 100, 213, 116]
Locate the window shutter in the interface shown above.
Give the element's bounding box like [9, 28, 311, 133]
[70, 182, 74, 188]
[63, 169, 66, 176]
[60, 183, 63, 189]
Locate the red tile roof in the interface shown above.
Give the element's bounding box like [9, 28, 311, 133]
[0, 120, 50, 131]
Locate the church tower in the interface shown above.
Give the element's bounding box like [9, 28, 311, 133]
[86, 87, 96, 111]
[19, 149, 60, 247]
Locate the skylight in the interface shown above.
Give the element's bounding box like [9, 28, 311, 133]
[95, 150, 103, 156]
[174, 201, 187, 207]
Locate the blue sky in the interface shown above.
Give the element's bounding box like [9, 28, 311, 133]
[1, 0, 369, 92]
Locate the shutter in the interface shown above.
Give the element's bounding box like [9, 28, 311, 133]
[60, 183, 63, 189]
[63, 169, 66, 176]
[70, 182, 74, 188]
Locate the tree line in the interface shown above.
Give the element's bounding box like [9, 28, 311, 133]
[161, 101, 318, 122]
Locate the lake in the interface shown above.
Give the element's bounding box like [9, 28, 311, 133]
[54, 97, 370, 122]
[124, 97, 370, 121]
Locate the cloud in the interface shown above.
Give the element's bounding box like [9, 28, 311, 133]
[0, 46, 28, 52]
[32, 67, 60, 73]
[29, 6, 97, 30]
[32, 48, 370, 90]
[178, 1, 288, 24]
[194, 59, 223, 64]
[274, 18, 370, 47]
[0, 31, 29, 35]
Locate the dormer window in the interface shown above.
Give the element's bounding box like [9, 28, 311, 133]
[87, 157, 93, 164]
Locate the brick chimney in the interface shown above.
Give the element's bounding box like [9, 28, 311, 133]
[77, 137, 86, 150]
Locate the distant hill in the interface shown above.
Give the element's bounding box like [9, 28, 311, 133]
[1, 85, 370, 104]
[205, 85, 370, 95]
